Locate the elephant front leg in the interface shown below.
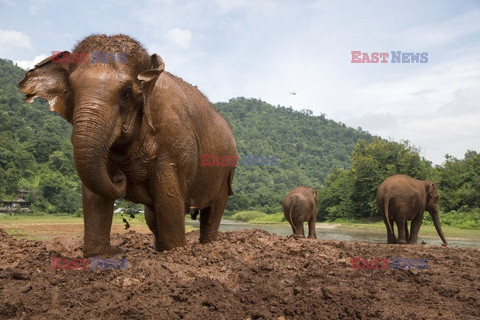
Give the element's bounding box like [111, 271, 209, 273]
[82, 185, 115, 257]
[144, 206, 161, 250]
[152, 169, 187, 251]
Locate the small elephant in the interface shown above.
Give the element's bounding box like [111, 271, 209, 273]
[376, 174, 447, 246]
[18, 34, 237, 256]
[282, 186, 318, 238]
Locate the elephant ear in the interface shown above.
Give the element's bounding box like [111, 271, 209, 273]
[425, 181, 437, 200]
[18, 51, 73, 123]
[137, 54, 165, 131]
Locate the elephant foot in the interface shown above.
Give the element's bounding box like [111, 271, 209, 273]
[199, 233, 218, 245]
[291, 234, 306, 240]
[397, 239, 407, 244]
[83, 245, 123, 258]
[153, 240, 161, 251]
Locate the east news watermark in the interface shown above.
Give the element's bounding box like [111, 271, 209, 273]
[51, 51, 128, 64]
[201, 154, 279, 167]
[51, 257, 128, 270]
[351, 257, 429, 270]
[351, 51, 428, 63]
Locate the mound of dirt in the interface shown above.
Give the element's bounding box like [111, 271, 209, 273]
[0, 228, 479, 319]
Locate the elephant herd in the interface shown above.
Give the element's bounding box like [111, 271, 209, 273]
[282, 174, 447, 246]
[18, 34, 447, 257]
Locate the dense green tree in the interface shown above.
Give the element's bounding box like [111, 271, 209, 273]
[437, 151, 480, 212]
[318, 138, 433, 220]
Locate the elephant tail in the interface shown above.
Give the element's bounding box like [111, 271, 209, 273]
[227, 168, 235, 196]
[288, 203, 296, 234]
[384, 197, 394, 237]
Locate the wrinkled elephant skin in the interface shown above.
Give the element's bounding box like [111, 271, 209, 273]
[18, 34, 237, 257]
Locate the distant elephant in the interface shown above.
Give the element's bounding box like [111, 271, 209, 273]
[282, 186, 318, 238]
[19, 34, 237, 257]
[376, 174, 447, 246]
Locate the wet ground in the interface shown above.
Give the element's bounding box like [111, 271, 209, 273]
[208, 220, 480, 248]
[0, 228, 479, 319]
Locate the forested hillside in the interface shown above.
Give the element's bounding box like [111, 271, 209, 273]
[216, 98, 373, 212]
[1, 58, 478, 225]
[0, 59, 81, 214]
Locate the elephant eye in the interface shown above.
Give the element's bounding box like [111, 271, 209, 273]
[120, 88, 134, 102]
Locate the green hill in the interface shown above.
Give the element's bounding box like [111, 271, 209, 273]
[0, 59, 80, 214]
[216, 98, 373, 212]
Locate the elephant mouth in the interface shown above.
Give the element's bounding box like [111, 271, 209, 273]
[109, 135, 132, 163]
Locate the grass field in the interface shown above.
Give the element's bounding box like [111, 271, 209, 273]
[0, 214, 195, 241]
[1, 212, 478, 242]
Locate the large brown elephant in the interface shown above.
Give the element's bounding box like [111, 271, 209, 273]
[282, 186, 317, 238]
[376, 174, 447, 246]
[18, 34, 237, 256]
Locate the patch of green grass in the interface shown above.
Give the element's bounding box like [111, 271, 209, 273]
[250, 212, 286, 224]
[227, 211, 287, 223]
[422, 209, 480, 230]
[0, 213, 185, 229]
[229, 211, 266, 222]
[0, 214, 81, 224]
[4, 227, 43, 241]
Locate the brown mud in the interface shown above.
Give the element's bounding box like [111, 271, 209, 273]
[0, 228, 479, 319]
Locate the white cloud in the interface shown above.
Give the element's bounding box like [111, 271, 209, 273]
[14, 54, 49, 70]
[166, 28, 192, 49]
[0, 30, 33, 56]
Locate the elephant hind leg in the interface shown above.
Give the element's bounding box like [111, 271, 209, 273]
[295, 221, 306, 238]
[307, 216, 317, 239]
[385, 219, 397, 244]
[199, 195, 228, 244]
[405, 222, 409, 243]
[408, 213, 423, 244]
[396, 219, 407, 244]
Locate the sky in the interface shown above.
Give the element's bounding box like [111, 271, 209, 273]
[1, 0, 479, 165]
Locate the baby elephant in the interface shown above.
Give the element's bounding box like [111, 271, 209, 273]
[282, 186, 318, 238]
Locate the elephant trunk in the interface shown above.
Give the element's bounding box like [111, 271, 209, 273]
[431, 207, 448, 246]
[72, 107, 126, 200]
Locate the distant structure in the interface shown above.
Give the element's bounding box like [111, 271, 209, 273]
[0, 191, 33, 215]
